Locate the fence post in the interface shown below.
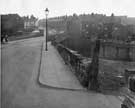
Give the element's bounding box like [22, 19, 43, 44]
[126, 47, 131, 61]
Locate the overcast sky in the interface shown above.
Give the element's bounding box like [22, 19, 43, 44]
[0, 0, 135, 18]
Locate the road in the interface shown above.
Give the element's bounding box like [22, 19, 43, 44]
[1, 37, 122, 108]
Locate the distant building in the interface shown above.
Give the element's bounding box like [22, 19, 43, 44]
[118, 16, 135, 25]
[38, 17, 67, 33]
[23, 15, 37, 29]
[66, 15, 82, 37]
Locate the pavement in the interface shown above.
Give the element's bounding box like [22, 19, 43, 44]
[39, 42, 84, 90]
[1, 37, 122, 108]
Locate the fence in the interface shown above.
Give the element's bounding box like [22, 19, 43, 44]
[99, 41, 135, 61]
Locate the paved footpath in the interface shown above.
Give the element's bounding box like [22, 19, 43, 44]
[39, 42, 84, 90]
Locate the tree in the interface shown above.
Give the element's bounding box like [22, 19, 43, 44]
[87, 39, 100, 91]
[30, 15, 37, 21]
[1, 14, 24, 36]
[111, 13, 114, 17]
[91, 13, 94, 16]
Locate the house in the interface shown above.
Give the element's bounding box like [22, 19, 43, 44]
[23, 15, 37, 29]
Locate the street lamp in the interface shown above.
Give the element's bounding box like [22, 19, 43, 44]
[45, 8, 49, 51]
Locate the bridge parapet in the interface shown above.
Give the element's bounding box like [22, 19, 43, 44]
[53, 43, 90, 87]
[52, 40, 126, 91]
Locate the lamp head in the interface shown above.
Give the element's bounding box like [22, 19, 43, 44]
[45, 8, 49, 15]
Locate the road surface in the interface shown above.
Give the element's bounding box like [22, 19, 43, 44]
[1, 37, 122, 108]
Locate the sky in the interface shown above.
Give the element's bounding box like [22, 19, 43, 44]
[0, 0, 135, 19]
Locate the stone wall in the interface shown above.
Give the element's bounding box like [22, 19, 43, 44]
[52, 42, 126, 91]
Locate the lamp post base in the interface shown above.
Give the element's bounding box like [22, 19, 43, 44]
[45, 42, 48, 51]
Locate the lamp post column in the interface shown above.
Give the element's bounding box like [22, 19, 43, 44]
[45, 8, 49, 51]
[45, 14, 48, 51]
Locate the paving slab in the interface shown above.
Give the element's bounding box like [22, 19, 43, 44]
[39, 42, 84, 90]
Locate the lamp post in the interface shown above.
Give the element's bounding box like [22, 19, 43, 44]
[45, 8, 49, 51]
